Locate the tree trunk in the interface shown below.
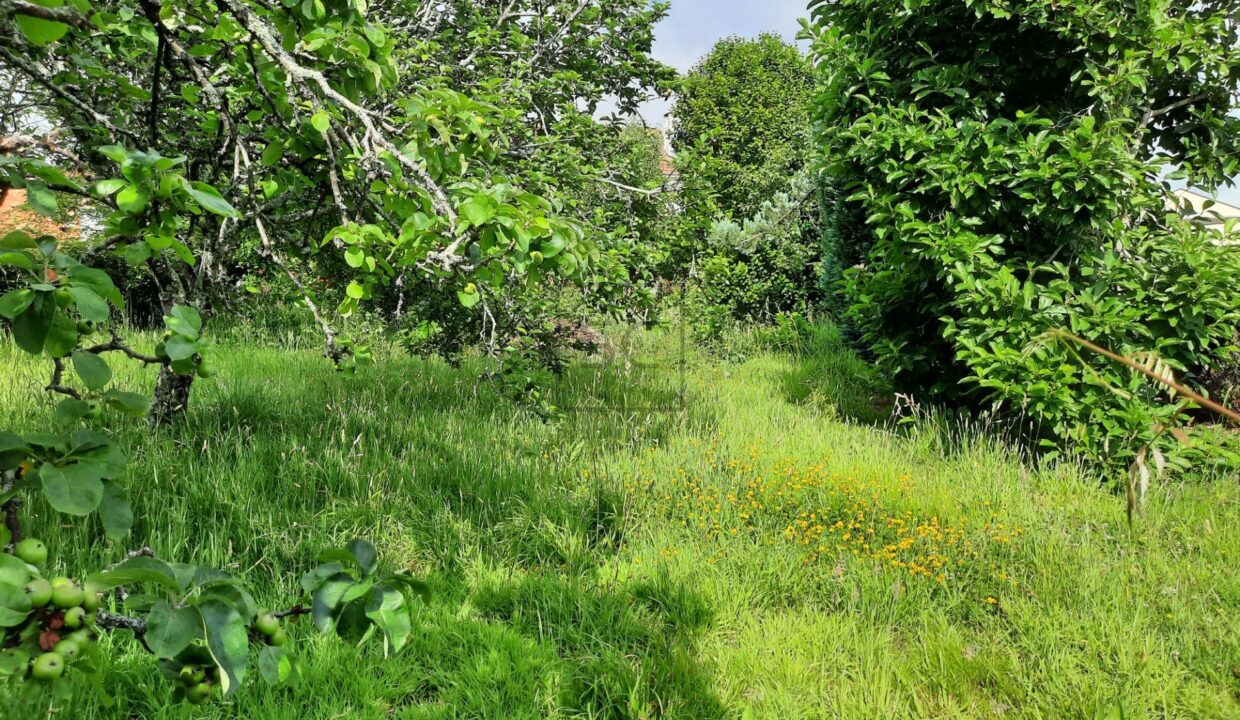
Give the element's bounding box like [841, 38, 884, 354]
[149, 364, 194, 426]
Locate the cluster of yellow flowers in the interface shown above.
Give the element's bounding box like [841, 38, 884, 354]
[627, 441, 1024, 595]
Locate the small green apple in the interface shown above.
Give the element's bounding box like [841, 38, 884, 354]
[63, 606, 88, 629]
[31, 652, 65, 680]
[14, 538, 48, 565]
[24, 578, 52, 608]
[52, 581, 85, 609]
[254, 613, 280, 637]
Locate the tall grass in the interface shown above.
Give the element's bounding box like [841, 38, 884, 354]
[0, 326, 1237, 719]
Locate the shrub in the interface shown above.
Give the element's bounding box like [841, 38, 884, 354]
[808, 0, 1240, 473]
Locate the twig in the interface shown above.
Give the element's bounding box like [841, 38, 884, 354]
[1052, 328, 1240, 424]
[1, 497, 21, 549]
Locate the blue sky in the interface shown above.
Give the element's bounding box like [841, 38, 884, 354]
[637, 0, 1240, 205]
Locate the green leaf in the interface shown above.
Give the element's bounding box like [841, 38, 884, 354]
[0, 553, 32, 589]
[93, 179, 127, 197]
[198, 597, 248, 696]
[0, 432, 32, 472]
[0, 583, 33, 628]
[14, 14, 69, 47]
[0, 251, 37, 271]
[11, 294, 54, 354]
[39, 461, 104, 516]
[72, 350, 112, 390]
[344, 247, 365, 268]
[258, 646, 293, 684]
[0, 290, 34, 319]
[25, 182, 57, 216]
[0, 231, 36, 250]
[145, 601, 199, 658]
[68, 285, 110, 323]
[311, 573, 357, 633]
[55, 397, 92, 422]
[44, 311, 80, 358]
[183, 181, 240, 218]
[164, 335, 197, 362]
[310, 111, 331, 134]
[99, 481, 133, 539]
[261, 141, 285, 166]
[87, 557, 180, 591]
[345, 539, 378, 576]
[459, 193, 498, 227]
[300, 562, 345, 593]
[116, 184, 149, 214]
[169, 305, 203, 335]
[346, 281, 365, 300]
[364, 584, 411, 652]
[102, 390, 150, 416]
[69, 267, 124, 307]
[457, 288, 480, 308]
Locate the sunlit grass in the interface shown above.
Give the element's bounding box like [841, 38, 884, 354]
[0, 326, 1237, 719]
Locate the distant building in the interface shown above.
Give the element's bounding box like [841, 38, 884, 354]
[1171, 188, 1240, 233]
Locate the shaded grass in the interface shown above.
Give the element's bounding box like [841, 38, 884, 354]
[0, 327, 1238, 719]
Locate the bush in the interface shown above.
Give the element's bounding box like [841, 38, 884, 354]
[808, 0, 1240, 474]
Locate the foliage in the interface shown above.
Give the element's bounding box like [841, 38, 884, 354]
[671, 34, 814, 220]
[691, 171, 826, 326]
[0, 237, 426, 701]
[0, 0, 627, 419]
[808, 0, 1240, 471]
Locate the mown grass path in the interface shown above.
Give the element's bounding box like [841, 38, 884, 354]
[1, 333, 1238, 719]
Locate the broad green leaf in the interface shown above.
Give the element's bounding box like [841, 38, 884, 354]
[69, 267, 124, 307]
[14, 14, 69, 47]
[102, 390, 150, 416]
[459, 193, 498, 226]
[99, 481, 133, 538]
[300, 561, 345, 593]
[0, 231, 37, 250]
[87, 556, 179, 591]
[0, 431, 31, 471]
[11, 294, 54, 354]
[116, 184, 149, 214]
[0, 583, 32, 628]
[199, 597, 248, 696]
[0, 252, 36, 271]
[39, 461, 104, 515]
[345, 539, 378, 576]
[44, 311, 80, 358]
[169, 305, 202, 334]
[261, 141, 285, 166]
[0, 553, 32, 588]
[183, 181, 240, 218]
[0, 290, 34, 319]
[258, 645, 293, 684]
[72, 350, 112, 390]
[55, 397, 92, 422]
[310, 111, 330, 133]
[311, 572, 357, 633]
[164, 335, 197, 362]
[346, 281, 365, 300]
[145, 601, 199, 658]
[68, 286, 110, 322]
[364, 584, 411, 653]
[93, 179, 127, 196]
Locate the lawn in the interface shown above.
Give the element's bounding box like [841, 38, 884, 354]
[1, 326, 1237, 719]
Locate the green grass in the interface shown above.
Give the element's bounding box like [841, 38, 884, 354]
[1, 326, 1238, 719]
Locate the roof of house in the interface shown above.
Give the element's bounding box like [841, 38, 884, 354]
[1172, 188, 1240, 228]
